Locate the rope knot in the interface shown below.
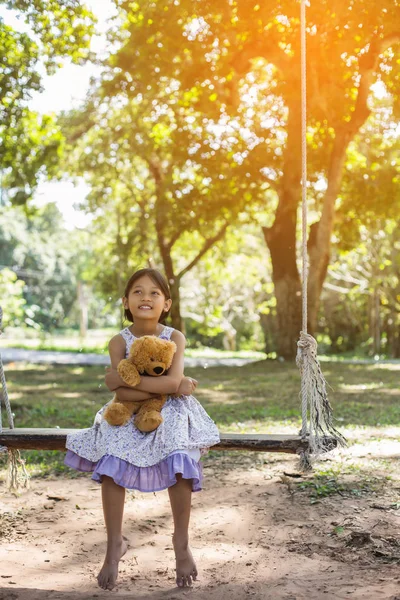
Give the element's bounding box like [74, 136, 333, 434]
[296, 331, 318, 371]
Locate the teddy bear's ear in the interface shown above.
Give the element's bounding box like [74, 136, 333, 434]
[129, 336, 146, 357]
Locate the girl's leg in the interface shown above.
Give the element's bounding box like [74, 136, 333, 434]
[168, 474, 198, 588]
[97, 475, 128, 590]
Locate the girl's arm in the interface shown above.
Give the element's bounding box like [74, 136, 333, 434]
[105, 331, 190, 395]
[106, 334, 154, 401]
[133, 329, 186, 395]
[115, 387, 154, 402]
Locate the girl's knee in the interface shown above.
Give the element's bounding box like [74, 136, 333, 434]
[174, 475, 193, 489]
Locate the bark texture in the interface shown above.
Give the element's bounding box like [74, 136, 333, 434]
[262, 99, 302, 359]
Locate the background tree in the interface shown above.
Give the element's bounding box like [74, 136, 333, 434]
[0, 0, 95, 204]
[0, 268, 26, 327]
[324, 106, 400, 357]
[181, 223, 271, 351]
[63, 87, 270, 330]
[0, 204, 87, 330]
[102, 0, 400, 357]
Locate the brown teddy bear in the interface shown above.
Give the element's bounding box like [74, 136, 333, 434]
[103, 335, 177, 432]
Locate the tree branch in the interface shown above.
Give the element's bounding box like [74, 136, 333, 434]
[166, 230, 181, 251]
[225, 35, 290, 110]
[313, 32, 400, 258]
[177, 221, 229, 279]
[347, 33, 400, 137]
[230, 36, 290, 76]
[260, 172, 280, 192]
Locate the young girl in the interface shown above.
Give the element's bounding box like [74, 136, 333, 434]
[64, 268, 220, 591]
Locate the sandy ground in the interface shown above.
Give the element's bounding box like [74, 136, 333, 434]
[1, 450, 399, 600]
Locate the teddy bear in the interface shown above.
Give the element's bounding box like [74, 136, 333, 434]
[103, 335, 177, 433]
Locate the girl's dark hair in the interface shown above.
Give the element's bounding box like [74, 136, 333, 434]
[123, 268, 171, 324]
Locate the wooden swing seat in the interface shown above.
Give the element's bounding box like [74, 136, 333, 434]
[0, 428, 337, 454]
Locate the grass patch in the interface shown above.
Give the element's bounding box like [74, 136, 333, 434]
[1, 359, 399, 476]
[295, 464, 392, 504]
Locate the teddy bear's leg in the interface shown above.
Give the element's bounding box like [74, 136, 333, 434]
[134, 396, 167, 433]
[104, 399, 137, 426]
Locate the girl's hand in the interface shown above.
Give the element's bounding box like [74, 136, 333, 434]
[176, 376, 198, 396]
[105, 367, 126, 391]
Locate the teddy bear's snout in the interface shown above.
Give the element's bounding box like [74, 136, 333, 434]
[144, 363, 166, 376]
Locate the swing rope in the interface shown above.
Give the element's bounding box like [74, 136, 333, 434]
[0, 306, 30, 492]
[296, 0, 346, 469]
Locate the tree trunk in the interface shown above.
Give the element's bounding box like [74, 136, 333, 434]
[264, 269, 301, 359]
[77, 280, 88, 339]
[157, 233, 184, 332]
[169, 277, 184, 332]
[307, 133, 350, 334]
[288, 36, 384, 337]
[150, 156, 230, 336]
[262, 100, 302, 359]
[150, 157, 185, 332]
[373, 288, 381, 355]
[259, 312, 277, 355]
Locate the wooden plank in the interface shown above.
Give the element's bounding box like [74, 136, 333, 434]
[0, 428, 74, 451]
[0, 428, 336, 454]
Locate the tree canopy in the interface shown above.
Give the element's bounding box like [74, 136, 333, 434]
[2, 0, 400, 358]
[0, 0, 95, 203]
[67, 0, 400, 355]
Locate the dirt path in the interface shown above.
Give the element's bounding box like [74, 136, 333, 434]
[1, 451, 399, 600]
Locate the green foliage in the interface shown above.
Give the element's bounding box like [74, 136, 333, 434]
[3, 1, 399, 353]
[60, 0, 400, 350]
[313, 97, 400, 357]
[339, 107, 400, 245]
[108, 0, 399, 177]
[62, 82, 271, 303]
[181, 224, 273, 351]
[0, 204, 84, 329]
[1, 1, 96, 68]
[0, 1, 95, 202]
[0, 267, 26, 327]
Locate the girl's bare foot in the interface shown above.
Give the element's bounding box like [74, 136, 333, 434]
[97, 537, 128, 590]
[173, 535, 198, 588]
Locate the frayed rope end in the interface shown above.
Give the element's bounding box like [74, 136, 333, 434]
[6, 448, 30, 495]
[296, 331, 347, 469]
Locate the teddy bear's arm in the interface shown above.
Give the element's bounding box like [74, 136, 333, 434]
[133, 331, 185, 395]
[117, 359, 141, 387]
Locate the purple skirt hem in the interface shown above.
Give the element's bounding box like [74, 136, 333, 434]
[64, 450, 203, 492]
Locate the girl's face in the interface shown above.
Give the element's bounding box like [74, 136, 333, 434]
[123, 275, 171, 321]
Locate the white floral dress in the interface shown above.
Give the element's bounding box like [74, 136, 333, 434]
[64, 326, 220, 492]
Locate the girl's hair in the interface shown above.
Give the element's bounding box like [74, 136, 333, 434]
[123, 268, 171, 324]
